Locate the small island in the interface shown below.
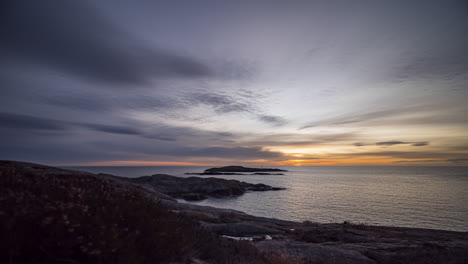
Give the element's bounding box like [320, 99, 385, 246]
[186, 165, 287, 175]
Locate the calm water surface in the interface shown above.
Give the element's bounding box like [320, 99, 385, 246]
[66, 166, 468, 232]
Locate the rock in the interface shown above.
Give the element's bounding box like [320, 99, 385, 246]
[247, 183, 286, 191]
[161, 199, 248, 218]
[114, 174, 285, 201]
[185, 172, 285, 176]
[179, 193, 208, 201]
[204, 166, 287, 173]
[291, 223, 468, 264]
[256, 240, 377, 264]
[200, 222, 285, 236]
[185, 172, 246, 176]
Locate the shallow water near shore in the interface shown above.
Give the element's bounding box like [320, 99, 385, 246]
[66, 166, 468, 232]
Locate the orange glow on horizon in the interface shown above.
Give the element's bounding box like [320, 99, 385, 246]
[272, 157, 455, 166]
[70, 158, 463, 167]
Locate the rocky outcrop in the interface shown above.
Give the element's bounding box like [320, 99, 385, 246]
[205, 166, 287, 173]
[186, 172, 285, 176]
[111, 174, 286, 201]
[185, 172, 246, 176]
[287, 223, 468, 264]
[186, 165, 287, 175]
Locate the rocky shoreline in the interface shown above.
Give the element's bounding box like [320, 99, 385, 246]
[2, 161, 467, 264]
[160, 196, 468, 264]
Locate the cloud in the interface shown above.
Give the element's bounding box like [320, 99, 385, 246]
[258, 115, 287, 126]
[411, 142, 429, 147]
[214, 59, 258, 81]
[343, 151, 468, 160]
[394, 54, 468, 82]
[0, 112, 67, 131]
[300, 102, 468, 130]
[0, 112, 172, 140]
[142, 135, 177, 142]
[376, 141, 406, 146]
[394, 158, 468, 164]
[187, 92, 253, 113]
[0, 111, 245, 147]
[42, 92, 179, 113]
[376, 141, 429, 147]
[393, 160, 445, 163]
[85, 139, 286, 161]
[81, 124, 142, 136]
[446, 158, 468, 164]
[242, 132, 358, 147]
[300, 108, 404, 129]
[170, 146, 284, 159]
[0, 0, 212, 85]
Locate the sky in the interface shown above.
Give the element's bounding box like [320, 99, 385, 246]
[1, 0, 468, 166]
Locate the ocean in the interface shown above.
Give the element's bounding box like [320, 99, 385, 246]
[65, 166, 468, 232]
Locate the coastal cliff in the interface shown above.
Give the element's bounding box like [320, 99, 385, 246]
[1, 161, 467, 264]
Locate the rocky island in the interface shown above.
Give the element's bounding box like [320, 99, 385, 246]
[1, 160, 467, 264]
[186, 165, 287, 175]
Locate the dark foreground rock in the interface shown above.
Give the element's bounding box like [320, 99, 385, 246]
[256, 240, 376, 264]
[109, 173, 286, 201]
[2, 160, 467, 264]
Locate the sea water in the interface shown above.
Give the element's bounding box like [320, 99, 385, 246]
[65, 166, 468, 232]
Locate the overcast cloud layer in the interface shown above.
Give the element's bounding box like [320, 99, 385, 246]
[1, 0, 467, 166]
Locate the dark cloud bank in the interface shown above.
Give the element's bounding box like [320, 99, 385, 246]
[0, 112, 286, 163]
[0, 0, 212, 85]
